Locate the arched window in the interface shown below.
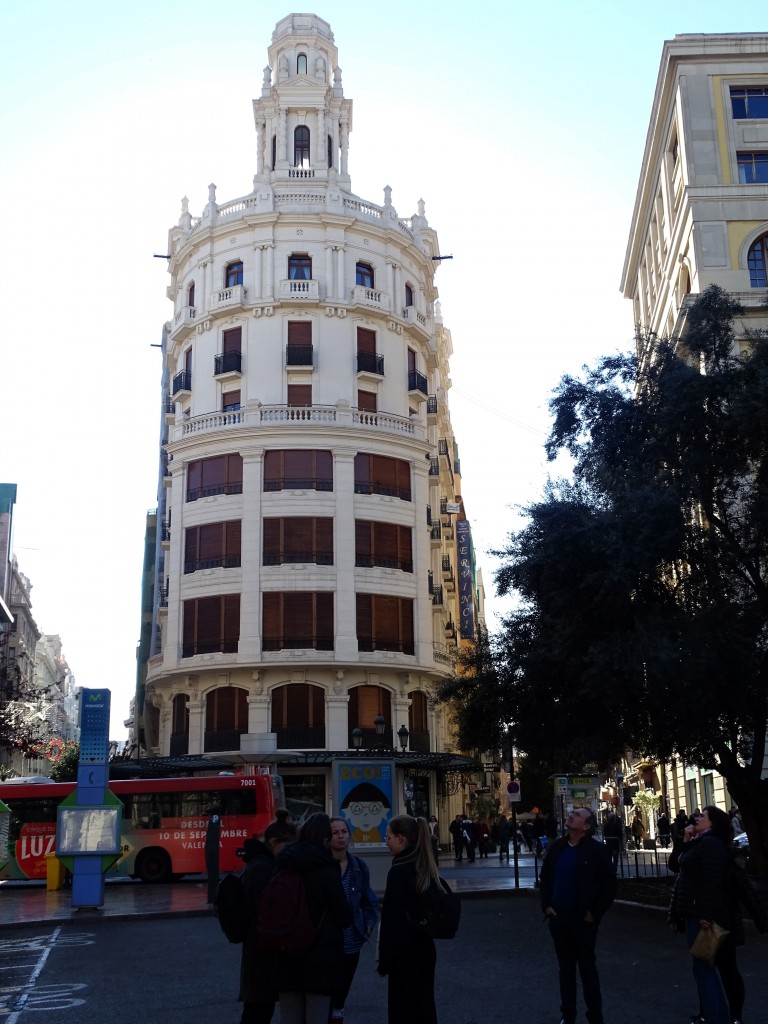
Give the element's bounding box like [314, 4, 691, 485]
[327, 134, 333, 170]
[297, 53, 308, 75]
[187, 281, 196, 308]
[289, 254, 312, 280]
[170, 694, 189, 756]
[747, 234, 768, 287]
[347, 685, 392, 748]
[356, 262, 374, 288]
[271, 134, 276, 171]
[294, 126, 310, 168]
[271, 683, 325, 748]
[407, 691, 429, 752]
[205, 686, 248, 752]
[404, 283, 413, 307]
[225, 261, 243, 287]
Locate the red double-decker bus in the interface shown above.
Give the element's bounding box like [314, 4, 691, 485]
[0, 772, 280, 883]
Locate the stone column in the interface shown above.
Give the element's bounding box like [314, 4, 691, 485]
[333, 447, 358, 660]
[265, 243, 275, 300]
[239, 449, 264, 660]
[340, 118, 349, 176]
[336, 246, 345, 301]
[187, 699, 205, 754]
[254, 244, 263, 300]
[316, 108, 325, 164]
[327, 691, 351, 750]
[278, 108, 287, 165]
[325, 243, 335, 301]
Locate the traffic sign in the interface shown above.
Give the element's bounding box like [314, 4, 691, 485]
[483, 763, 501, 772]
[507, 780, 521, 803]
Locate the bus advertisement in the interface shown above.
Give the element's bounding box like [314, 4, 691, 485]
[0, 773, 280, 883]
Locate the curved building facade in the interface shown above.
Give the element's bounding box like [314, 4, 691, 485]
[137, 14, 483, 819]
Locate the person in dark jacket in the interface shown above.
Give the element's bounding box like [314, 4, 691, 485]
[239, 810, 297, 1024]
[272, 813, 352, 1024]
[540, 807, 615, 1024]
[668, 805, 766, 1024]
[448, 814, 465, 861]
[328, 817, 379, 1024]
[378, 815, 441, 1024]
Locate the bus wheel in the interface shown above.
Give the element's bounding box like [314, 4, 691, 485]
[135, 848, 172, 883]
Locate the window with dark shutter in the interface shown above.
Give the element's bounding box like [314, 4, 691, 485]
[355, 594, 414, 654]
[353, 454, 410, 501]
[288, 384, 312, 407]
[262, 592, 334, 650]
[264, 450, 333, 491]
[357, 390, 377, 412]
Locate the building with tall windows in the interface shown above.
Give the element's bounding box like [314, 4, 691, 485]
[136, 14, 484, 824]
[620, 33, 768, 821]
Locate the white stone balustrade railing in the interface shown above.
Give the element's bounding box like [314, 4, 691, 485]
[176, 404, 426, 441]
[352, 285, 390, 311]
[279, 279, 320, 300]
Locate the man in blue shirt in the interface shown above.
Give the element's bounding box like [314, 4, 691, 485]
[540, 807, 615, 1024]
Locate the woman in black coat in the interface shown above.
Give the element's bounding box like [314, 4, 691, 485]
[239, 810, 297, 1024]
[378, 815, 441, 1024]
[668, 806, 733, 1024]
[272, 812, 352, 1024]
[669, 805, 767, 1024]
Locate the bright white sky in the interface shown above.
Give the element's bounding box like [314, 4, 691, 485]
[2, 1, 765, 737]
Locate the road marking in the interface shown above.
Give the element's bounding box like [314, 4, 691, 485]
[1, 926, 66, 1023]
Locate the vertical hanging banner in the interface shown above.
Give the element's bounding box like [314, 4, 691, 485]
[456, 519, 475, 640]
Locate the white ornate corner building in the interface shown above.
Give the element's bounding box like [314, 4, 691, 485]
[135, 14, 484, 814]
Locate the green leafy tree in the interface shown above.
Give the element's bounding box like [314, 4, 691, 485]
[493, 287, 768, 873]
[48, 741, 79, 782]
[433, 626, 510, 753]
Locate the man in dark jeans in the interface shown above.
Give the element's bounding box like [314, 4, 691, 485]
[540, 808, 615, 1024]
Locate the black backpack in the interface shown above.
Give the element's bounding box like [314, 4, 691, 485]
[256, 869, 323, 953]
[411, 877, 461, 939]
[215, 872, 249, 944]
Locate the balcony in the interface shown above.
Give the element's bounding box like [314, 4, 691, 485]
[184, 555, 242, 573]
[408, 729, 431, 753]
[441, 555, 452, 576]
[170, 732, 189, 757]
[347, 726, 394, 749]
[274, 726, 326, 749]
[402, 305, 430, 338]
[279, 279, 320, 301]
[351, 285, 391, 312]
[356, 351, 384, 377]
[432, 586, 444, 607]
[170, 305, 198, 342]
[172, 370, 192, 398]
[428, 458, 439, 477]
[164, 394, 176, 423]
[427, 395, 438, 418]
[430, 522, 442, 543]
[355, 554, 413, 572]
[204, 729, 245, 753]
[285, 345, 314, 368]
[426, 505, 432, 526]
[161, 520, 171, 545]
[214, 350, 242, 377]
[209, 284, 246, 315]
[407, 370, 429, 400]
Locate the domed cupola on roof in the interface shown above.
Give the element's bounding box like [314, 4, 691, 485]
[254, 13, 353, 188]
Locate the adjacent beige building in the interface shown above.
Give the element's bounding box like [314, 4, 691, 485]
[620, 33, 768, 821]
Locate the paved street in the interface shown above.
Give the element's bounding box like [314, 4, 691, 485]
[1, 896, 766, 1024]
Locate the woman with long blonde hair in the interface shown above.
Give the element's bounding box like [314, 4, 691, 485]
[377, 815, 441, 1024]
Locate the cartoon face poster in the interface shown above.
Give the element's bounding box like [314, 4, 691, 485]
[334, 759, 394, 848]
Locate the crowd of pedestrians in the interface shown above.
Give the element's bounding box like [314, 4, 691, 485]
[222, 800, 764, 1024]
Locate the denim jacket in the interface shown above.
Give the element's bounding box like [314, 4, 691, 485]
[347, 853, 379, 941]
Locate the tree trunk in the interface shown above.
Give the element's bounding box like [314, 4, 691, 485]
[718, 767, 768, 877]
